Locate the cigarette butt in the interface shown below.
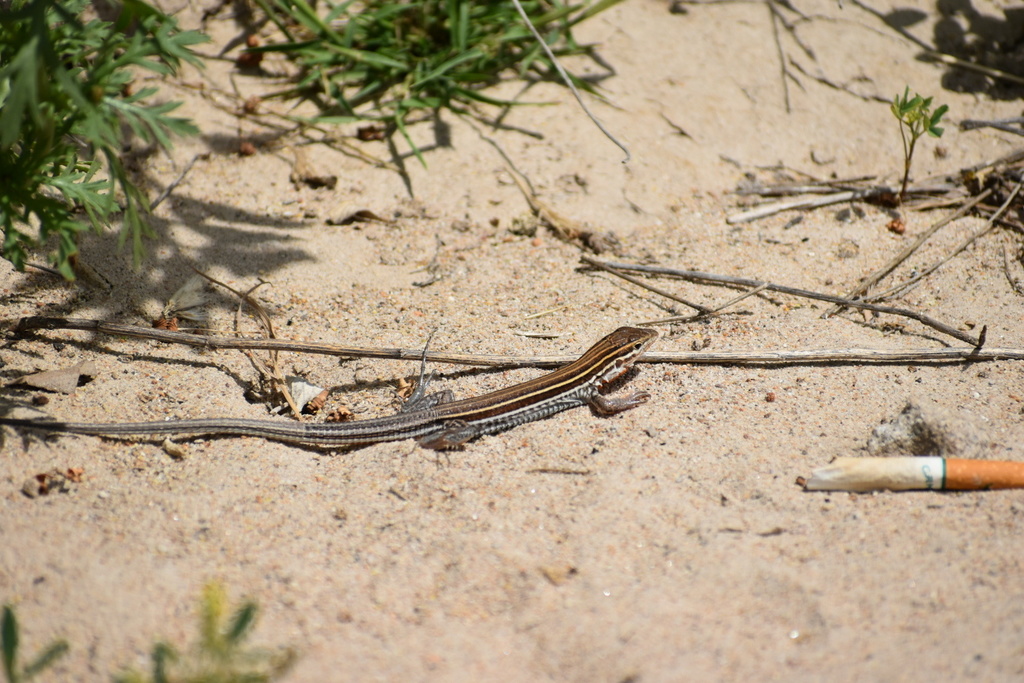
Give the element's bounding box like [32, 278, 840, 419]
[804, 457, 945, 492]
[803, 457, 1024, 492]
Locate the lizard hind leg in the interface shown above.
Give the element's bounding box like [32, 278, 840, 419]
[589, 391, 651, 416]
[401, 388, 455, 412]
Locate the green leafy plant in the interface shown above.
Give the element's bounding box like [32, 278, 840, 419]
[891, 86, 948, 201]
[0, 0, 208, 278]
[1, 604, 69, 683]
[250, 0, 624, 163]
[115, 582, 295, 683]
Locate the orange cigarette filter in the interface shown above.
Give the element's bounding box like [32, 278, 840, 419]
[945, 459, 1024, 490]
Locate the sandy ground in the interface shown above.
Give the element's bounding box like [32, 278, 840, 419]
[3, 0, 1024, 680]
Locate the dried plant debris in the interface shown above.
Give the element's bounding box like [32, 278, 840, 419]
[285, 375, 328, 414]
[395, 377, 415, 401]
[326, 406, 355, 422]
[22, 468, 84, 498]
[162, 439, 188, 460]
[326, 208, 393, 226]
[728, 147, 1024, 226]
[539, 564, 578, 586]
[356, 125, 385, 141]
[154, 275, 214, 332]
[290, 146, 337, 190]
[10, 361, 98, 394]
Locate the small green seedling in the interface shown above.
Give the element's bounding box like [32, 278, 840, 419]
[1, 604, 69, 683]
[891, 87, 948, 201]
[115, 583, 295, 683]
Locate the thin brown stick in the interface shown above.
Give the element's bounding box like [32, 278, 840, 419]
[922, 50, 1024, 88]
[906, 195, 972, 211]
[732, 175, 878, 196]
[640, 347, 1024, 364]
[710, 283, 771, 313]
[868, 180, 1022, 301]
[507, 167, 586, 244]
[641, 283, 770, 325]
[726, 188, 887, 224]
[243, 281, 304, 419]
[728, 182, 970, 223]
[582, 259, 714, 314]
[580, 256, 980, 345]
[1004, 244, 1024, 296]
[961, 148, 1024, 175]
[11, 316, 1024, 365]
[826, 188, 993, 313]
[960, 117, 1024, 137]
[11, 316, 568, 368]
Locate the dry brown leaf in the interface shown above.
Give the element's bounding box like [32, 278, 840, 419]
[539, 564, 578, 586]
[11, 361, 99, 394]
[290, 147, 338, 190]
[326, 209, 391, 226]
[286, 375, 328, 413]
[162, 439, 188, 460]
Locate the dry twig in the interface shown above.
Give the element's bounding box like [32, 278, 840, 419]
[868, 180, 1022, 301]
[11, 316, 1024, 366]
[580, 256, 980, 345]
[1004, 244, 1024, 296]
[582, 258, 713, 315]
[642, 283, 771, 325]
[826, 188, 993, 312]
[727, 186, 892, 224]
[188, 272, 305, 418]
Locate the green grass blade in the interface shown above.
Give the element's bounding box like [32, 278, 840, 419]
[22, 640, 69, 679]
[281, 0, 332, 35]
[532, 3, 583, 27]
[2, 605, 19, 683]
[324, 43, 407, 69]
[414, 48, 485, 88]
[226, 602, 258, 646]
[249, 0, 297, 40]
[394, 111, 425, 167]
[566, 0, 625, 26]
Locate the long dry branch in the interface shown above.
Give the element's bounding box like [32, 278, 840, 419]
[867, 180, 1022, 301]
[726, 187, 888, 224]
[642, 347, 1024, 363]
[13, 317, 550, 368]
[579, 257, 980, 345]
[828, 188, 994, 311]
[11, 317, 1022, 368]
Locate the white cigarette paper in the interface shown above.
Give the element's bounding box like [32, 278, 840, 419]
[804, 457, 945, 492]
